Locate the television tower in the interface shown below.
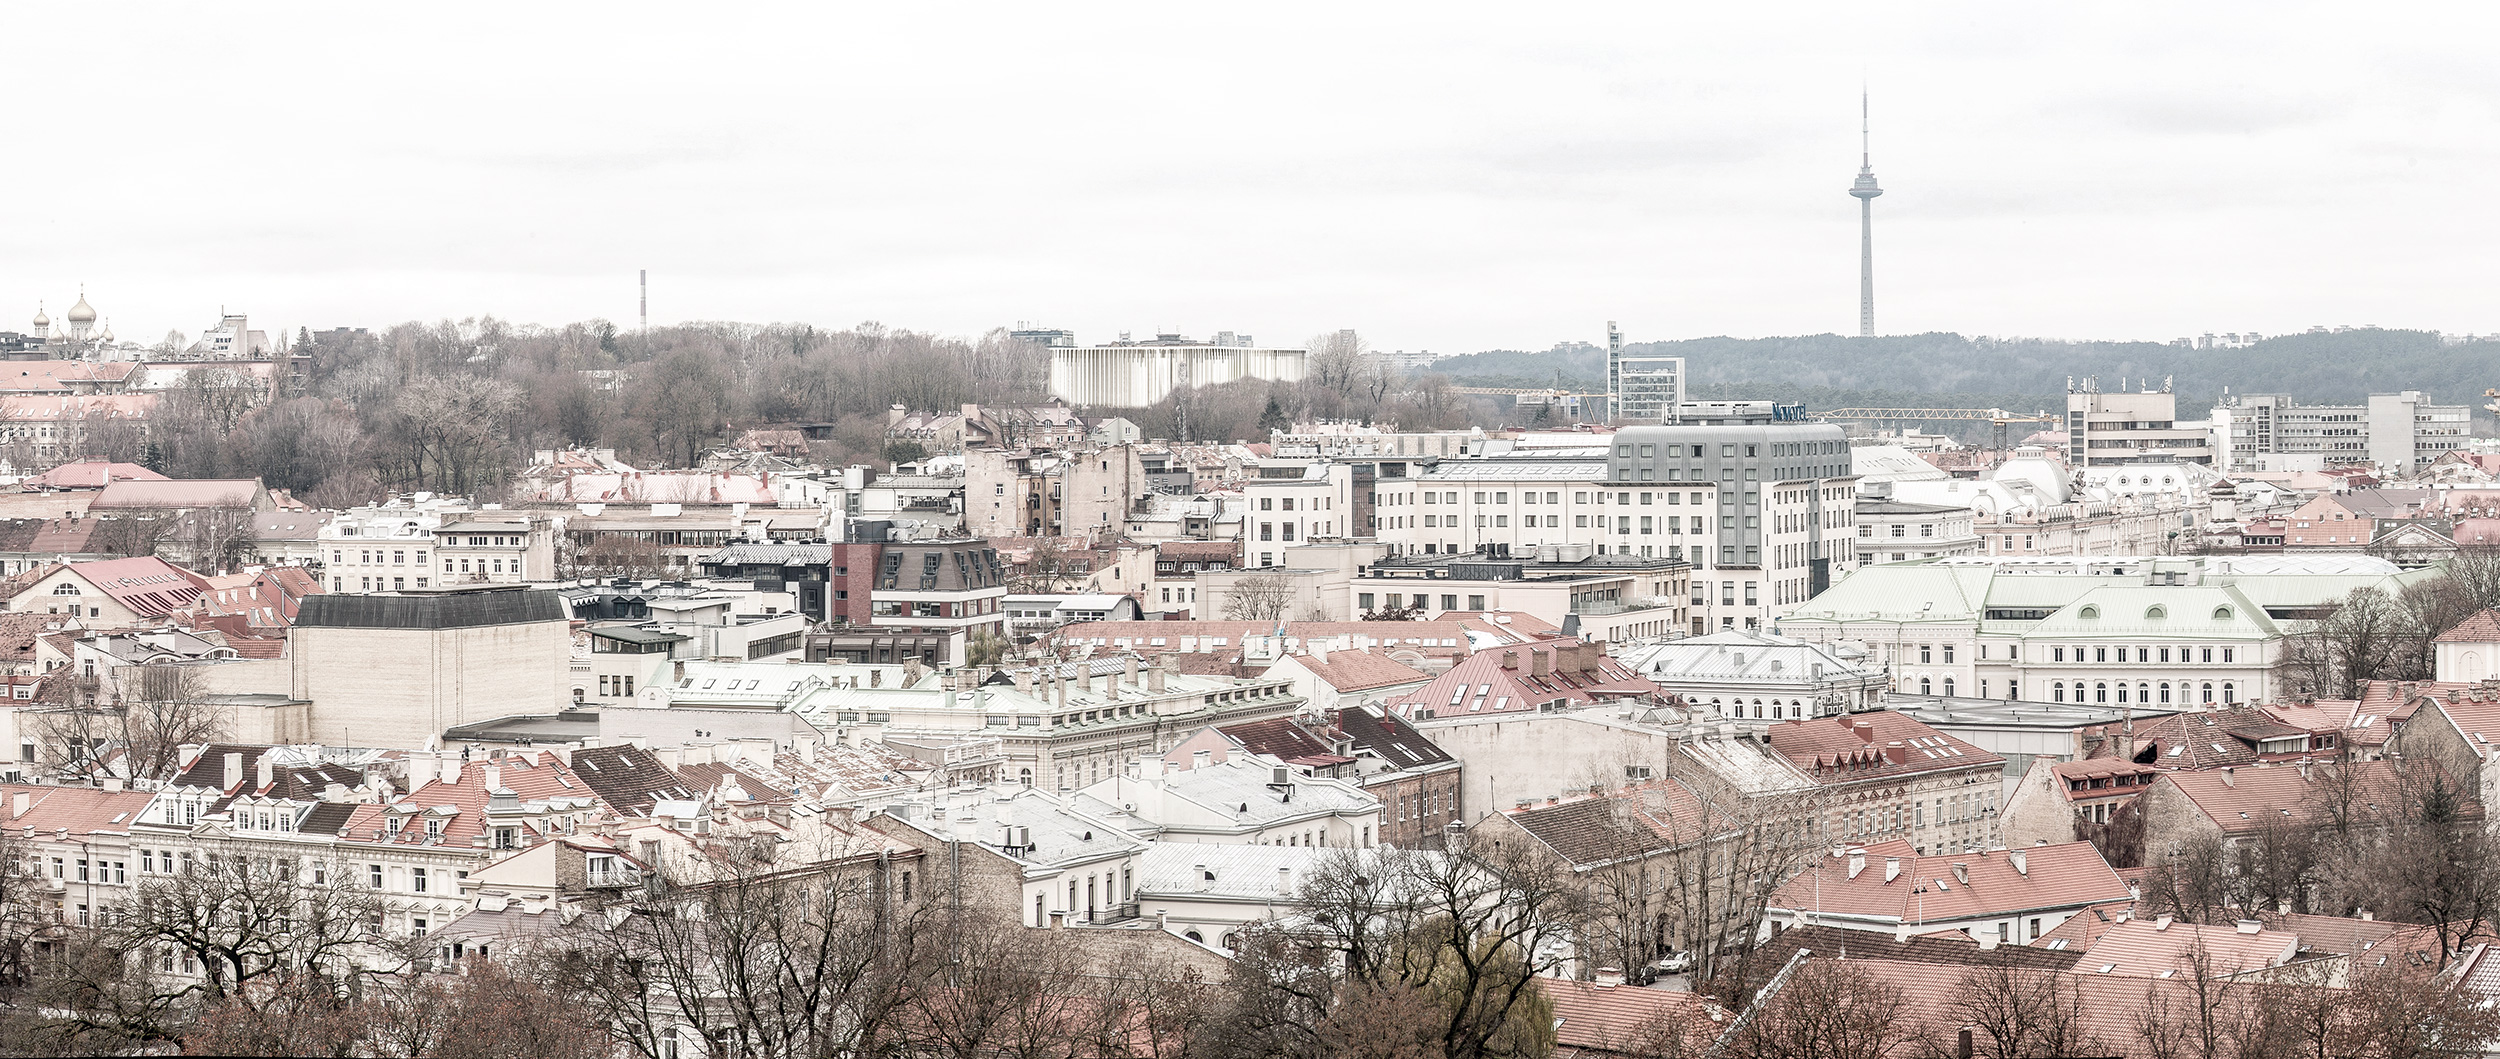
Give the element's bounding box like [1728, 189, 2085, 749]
[1849, 91, 1883, 338]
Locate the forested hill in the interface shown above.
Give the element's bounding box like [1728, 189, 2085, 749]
[1428, 329, 2500, 414]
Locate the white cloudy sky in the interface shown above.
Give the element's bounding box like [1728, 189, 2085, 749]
[13, 3, 2500, 355]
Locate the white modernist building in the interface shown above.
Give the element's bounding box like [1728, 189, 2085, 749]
[1048, 335, 1308, 408]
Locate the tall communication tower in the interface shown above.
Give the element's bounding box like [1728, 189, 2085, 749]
[1849, 91, 1884, 338]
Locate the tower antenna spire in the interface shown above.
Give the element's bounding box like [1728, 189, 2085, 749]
[1849, 89, 1884, 337]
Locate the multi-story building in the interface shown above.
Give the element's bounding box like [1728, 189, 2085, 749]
[2066, 383, 2213, 468]
[1605, 321, 1685, 424]
[1077, 753, 1385, 848]
[1349, 549, 1689, 642]
[757, 655, 1310, 794]
[815, 533, 1008, 666]
[1762, 710, 2007, 856]
[432, 514, 558, 585]
[290, 586, 574, 748]
[2218, 391, 2470, 474]
[1242, 464, 1355, 567]
[1616, 628, 1889, 729]
[1775, 554, 2431, 707]
[1606, 405, 1859, 632]
[1850, 491, 1981, 564]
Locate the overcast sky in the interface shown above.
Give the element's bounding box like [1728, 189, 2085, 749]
[14, 3, 2500, 356]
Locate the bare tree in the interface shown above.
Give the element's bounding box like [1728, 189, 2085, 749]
[2291, 586, 2407, 699]
[1940, 964, 2108, 1059]
[1721, 958, 1914, 1059]
[1275, 842, 1577, 1059]
[115, 665, 223, 782]
[85, 510, 180, 559]
[1221, 574, 1294, 623]
[119, 853, 380, 1002]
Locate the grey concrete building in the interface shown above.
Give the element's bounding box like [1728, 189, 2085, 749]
[1606, 403, 1857, 632]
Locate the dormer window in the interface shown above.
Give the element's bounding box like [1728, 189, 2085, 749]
[424, 816, 444, 837]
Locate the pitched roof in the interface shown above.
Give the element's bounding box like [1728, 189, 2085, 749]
[338, 752, 603, 846]
[1216, 716, 1348, 767]
[1539, 977, 1729, 1058]
[568, 744, 698, 816]
[65, 556, 211, 617]
[2436, 609, 2500, 644]
[2154, 759, 2473, 835]
[2075, 918, 2299, 978]
[1764, 711, 2004, 784]
[0, 783, 157, 836]
[1759, 922, 2082, 971]
[1290, 649, 1430, 692]
[20, 460, 167, 490]
[1771, 840, 2131, 924]
[89, 478, 264, 510]
[1500, 781, 1715, 867]
[1384, 638, 1659, 719]
[1332, 705, 1454, 771]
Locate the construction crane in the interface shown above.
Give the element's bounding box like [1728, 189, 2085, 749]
[1812, 407, 2061, 453]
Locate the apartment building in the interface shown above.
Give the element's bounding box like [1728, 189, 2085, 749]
[815, 534, 1009, 666]
[1763, 711, 2007, 856]
[1349, 549, 1688, 642]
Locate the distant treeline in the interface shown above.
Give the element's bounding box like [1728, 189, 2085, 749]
[1429, 329, 2500, 420]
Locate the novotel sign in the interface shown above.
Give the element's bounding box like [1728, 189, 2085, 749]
[1771, 403, 1810, 422]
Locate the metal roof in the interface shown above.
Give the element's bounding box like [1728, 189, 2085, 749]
[297, 588, 567, 630]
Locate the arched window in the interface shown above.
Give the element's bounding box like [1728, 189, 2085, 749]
[2137, 683, 2150, 702]
[1018, 767, 1034, 787]
[2158, 683, 2172, 703]
[2213, 606, 2233, 620]
[2201, 682, 2215, 703]
[1943, 678, 1956, 697]
[1919, 678, 1932, 695]
[2223, 682, 2237, 704]
[2146, 605, 2167, 619]
[2115, 684, 2129, 703]
[2053, 681, 2066, 702]
[2095, 682, 2109, 703]
[2079, 605, 2100, 619]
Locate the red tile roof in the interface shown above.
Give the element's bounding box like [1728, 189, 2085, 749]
[89, 478, 264, 510]
[1291, 649, 1430, 692]
[1538, 977, 1729, 1057]
[1765, 711, 2004, 784]
[2436, 609, 2500, 644]
[67, 556, 210, 617]
[0, 783, 157, 835]
[2154, 759, 2475, 835]
[1772, 840, 2131, 924]
[337, 752, 600, 845]
[20, 459, 166, 490]
[1383, 638, 1658, 719]
[2076, 917, 2298, 978]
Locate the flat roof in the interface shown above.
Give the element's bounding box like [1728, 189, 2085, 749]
[1892, 695, 2185, 730]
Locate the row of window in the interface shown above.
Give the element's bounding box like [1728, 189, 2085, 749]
[2053, 680, 2237, 705]
[1902, 643, 2238, 664]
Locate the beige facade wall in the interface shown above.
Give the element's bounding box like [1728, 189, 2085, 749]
[291, 621, 571, 748]
[1420, 713, 1681, 822]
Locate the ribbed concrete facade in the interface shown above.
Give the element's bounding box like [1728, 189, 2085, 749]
[1048, 345, 1307, 407]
